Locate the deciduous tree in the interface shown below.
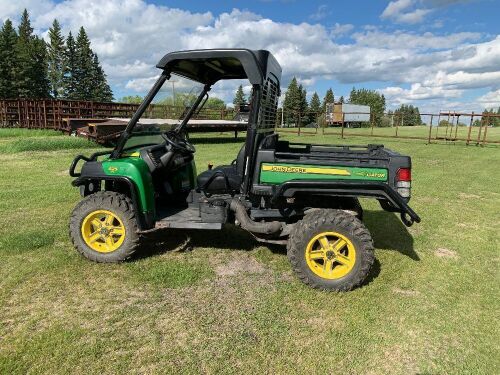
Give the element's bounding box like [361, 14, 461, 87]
[349, 87, 386, 126]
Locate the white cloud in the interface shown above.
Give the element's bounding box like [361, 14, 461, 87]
[330, 23, 354, 37]
[309, 4, 331, 22]
[352, 30, 481, 50]
[125, 76, 159, 92]
[381, 0, 414, 18]
[0, 1, 498, 108]
[381, 0, 432, 24]
[476, 90, 500, 109]
[379, 83, 463, 104]
[423, 70, 500, 90]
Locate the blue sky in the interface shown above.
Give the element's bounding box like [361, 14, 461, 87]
[1, 0, 499, 110]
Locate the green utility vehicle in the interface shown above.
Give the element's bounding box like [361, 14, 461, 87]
[69, 49, 420, 291]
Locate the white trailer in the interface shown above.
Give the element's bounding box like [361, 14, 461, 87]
[326, 103, 371, 125]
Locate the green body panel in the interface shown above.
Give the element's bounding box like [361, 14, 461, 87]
[102, 157, 155, 214]
[259, 163, 388, 184]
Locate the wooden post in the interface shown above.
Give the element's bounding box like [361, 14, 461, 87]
[297, 112, 301, 136]
[476, 116, 483, 145]
[466, 112, 474, 145]
[43, 100, 47, 128]
[341, 112, 345, 139]
[435, 113, 441, 140]
[322, 111, 326, 135]
[428, 114, 433, 144]
[482, 114, 491, 147]
[370, 112, 374, 136]
[17, 100, 21, 127]
[454, 113, 460, 140]
[445, 112, 451, 139]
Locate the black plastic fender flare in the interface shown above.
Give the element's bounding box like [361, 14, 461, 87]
[270, 180, 421, 227]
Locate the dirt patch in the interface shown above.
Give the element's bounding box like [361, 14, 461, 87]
[215, 257, 267, 277]
[56, 169, 70, 176]
[457, 222, 479, 229]
[435, 247, 458, 259]
[458, 192, 481, 200]
[393, 288, 420, 297]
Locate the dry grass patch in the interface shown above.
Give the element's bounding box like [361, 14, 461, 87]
[435, 247, 458, 259]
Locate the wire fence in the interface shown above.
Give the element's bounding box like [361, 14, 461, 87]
[275, 109, 500, 146]
[1, 99, 499, 146]
[0, 99, 237, 131]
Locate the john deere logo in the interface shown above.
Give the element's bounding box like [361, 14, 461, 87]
[108, 166, 118, 173]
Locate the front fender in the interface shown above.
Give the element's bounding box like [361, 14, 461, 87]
[71, 157, 156, 229]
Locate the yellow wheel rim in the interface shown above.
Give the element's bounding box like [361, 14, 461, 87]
[305, 231, 356, 280]
[81, 210, 126, 253]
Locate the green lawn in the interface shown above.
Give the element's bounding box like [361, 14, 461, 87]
[0, 129, 499, 374]
[297, 124, 500, 144]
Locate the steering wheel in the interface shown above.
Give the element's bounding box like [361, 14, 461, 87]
[162, 131, 196, 153]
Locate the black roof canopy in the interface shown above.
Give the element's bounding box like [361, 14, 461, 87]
[156, 49, 282, 85]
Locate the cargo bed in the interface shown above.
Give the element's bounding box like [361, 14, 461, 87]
[252, 139, 420, 226]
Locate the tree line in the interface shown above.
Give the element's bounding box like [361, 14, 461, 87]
[389, 104, 422, 126]
[0, 9, 112, 101]
[279, 77, 389, 127]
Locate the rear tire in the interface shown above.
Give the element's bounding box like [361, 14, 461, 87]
[287, 209, 374, 291]
[69, 191, 140, 263]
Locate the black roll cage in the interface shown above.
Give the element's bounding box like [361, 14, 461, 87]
[110, 49, 282, 195]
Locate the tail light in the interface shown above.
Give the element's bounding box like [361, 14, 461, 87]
[396, 168, 411, 198]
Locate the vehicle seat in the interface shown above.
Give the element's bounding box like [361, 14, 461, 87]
[196, 144, 246, 194]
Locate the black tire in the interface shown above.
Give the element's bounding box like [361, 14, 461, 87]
[69, 191, 141, 263]
[287, 209, 374, 291]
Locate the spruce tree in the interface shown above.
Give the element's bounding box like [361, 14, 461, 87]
[309, 92, 321, 114]
[298, 84, 308, 124]
[308, 91, 321, 123]
[322, 88, 334, 111]
[298, 84, 308, 114]
[30, 37, 50, 98]
[14, 9, 34, 98]
[91, 53, 113, 102]
[74, 27, 94, 100]
[47, 19, 66, 98]
[232, 85, 246, 107]
[0, 20, 18, 98]
[282, 77, 301, 125]
[63, 32, 78, 99]
[14, 9, 49, 98]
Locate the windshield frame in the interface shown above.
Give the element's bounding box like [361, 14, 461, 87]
[110, 72, 211, 159]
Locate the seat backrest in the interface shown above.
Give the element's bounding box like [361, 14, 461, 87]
[236, 144, 246, 176]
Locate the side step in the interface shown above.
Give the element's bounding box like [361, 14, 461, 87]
[155, 221, 222, 230]
[154, 206, 222, 230]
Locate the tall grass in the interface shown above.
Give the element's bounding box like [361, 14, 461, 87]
[0, 137, 102, 153]
[0, 128, 62, 138]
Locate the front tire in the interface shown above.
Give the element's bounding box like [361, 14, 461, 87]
[287, 209, 374, 291]
[69, 191, 140, 262]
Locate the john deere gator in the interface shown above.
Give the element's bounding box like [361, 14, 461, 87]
[69, 49, 420, 291]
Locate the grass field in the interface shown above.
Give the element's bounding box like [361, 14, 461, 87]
[0, 128, 499, 374]
[288, 124, 500, 144]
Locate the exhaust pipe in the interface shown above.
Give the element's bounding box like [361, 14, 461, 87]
[230, 199, 282, 235]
